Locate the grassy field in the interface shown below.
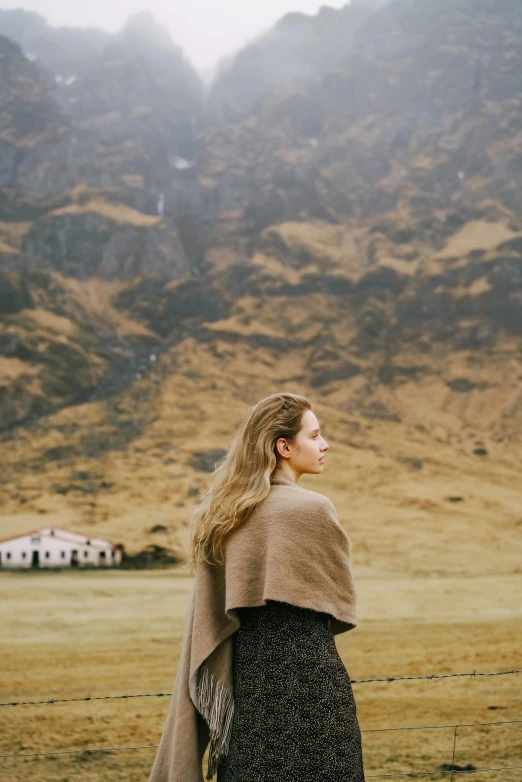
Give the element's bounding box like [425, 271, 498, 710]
[1, 569, 521, 782]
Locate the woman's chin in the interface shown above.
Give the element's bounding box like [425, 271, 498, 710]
[301, 463, 325, 475]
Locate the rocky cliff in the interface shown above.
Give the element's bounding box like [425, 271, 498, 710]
[0, 11, 204, 275]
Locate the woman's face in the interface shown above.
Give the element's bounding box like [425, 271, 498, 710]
[277, 409, 329, 477]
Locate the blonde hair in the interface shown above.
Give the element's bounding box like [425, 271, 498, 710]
[186, 392, 311, 572]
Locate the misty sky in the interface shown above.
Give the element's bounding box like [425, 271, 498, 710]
[0, 0, 350, 72]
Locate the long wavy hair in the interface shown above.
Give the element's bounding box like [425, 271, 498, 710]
[186, 392, 312, 572]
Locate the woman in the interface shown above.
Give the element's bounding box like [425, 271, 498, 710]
[148, 392, 366, 782]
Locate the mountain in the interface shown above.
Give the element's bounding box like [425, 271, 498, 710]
[0, 17, 206, 444]
[0, 2, 520, 575]
[0, 9, 111, 73]
[0, 10, 211, 287]
[199, 0, 522, 394]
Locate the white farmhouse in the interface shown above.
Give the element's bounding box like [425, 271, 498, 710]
[0, 527, 123, 569]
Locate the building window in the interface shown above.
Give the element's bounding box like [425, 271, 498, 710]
[22, 552, 27, 559]
[45, 552, 50, 559]
[84, 551, 88, 558]
[111, 550, 115, 559]
[86, 540, 91, 545]
[61, 551, 65, 559]
[31, 536, 41, 544]
[50, 530, 55, 536]
[6, 552, 11, 560]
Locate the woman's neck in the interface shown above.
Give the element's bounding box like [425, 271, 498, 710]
[271, 470, 299, 486]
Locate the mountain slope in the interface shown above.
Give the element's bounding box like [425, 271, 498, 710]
[0, 1, 521, 574]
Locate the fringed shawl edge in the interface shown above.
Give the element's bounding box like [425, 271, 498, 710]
[191, 661, 235, 779]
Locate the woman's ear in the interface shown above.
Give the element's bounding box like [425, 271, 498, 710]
[275, 437, 290, 459]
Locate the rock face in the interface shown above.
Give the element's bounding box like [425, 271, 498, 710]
[0, 33, 64, 141]
[0, 0, 521, 444]
[203, 0, 522, 227]
[0, 17, 206, 428]
[0, 13, 204, 278]
[23, 211, 189, 280]
[0, 33, 68, 221]
[196, 0, 522, 385]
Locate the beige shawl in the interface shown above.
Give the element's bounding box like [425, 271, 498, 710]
[148, 472, 358, 782]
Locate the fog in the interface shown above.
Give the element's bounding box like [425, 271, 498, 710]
[0, 0, 350, 72]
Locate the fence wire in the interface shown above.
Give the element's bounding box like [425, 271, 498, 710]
[2, 667, 521, 709]
[1, 669, 520, 779]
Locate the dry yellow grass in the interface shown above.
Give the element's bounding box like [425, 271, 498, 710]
[379, 256, 418, 276]
[0, 340, 521, 570]
[0, 239, 19, 254]
[52, 274, 159, 339]
[25, 308, 80, 337]
[0, 355, 40, 383]
[261, 220, 359, 274]
[48, 200, 162, 228]
[0, 220, 32, 250]
[432, 221, 519, 259]
[1, 569, 520, 782]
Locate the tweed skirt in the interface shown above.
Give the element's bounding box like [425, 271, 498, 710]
[216, 599, 366, 782]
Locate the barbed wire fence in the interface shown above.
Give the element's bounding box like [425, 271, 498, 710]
[2, 667, 520, 709]
[1, 667, 521, 779]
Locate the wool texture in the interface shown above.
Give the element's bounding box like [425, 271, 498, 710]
[147, 472, 358, 782]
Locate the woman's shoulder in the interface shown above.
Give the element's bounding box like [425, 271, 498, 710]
[268, 480, 337, 515]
